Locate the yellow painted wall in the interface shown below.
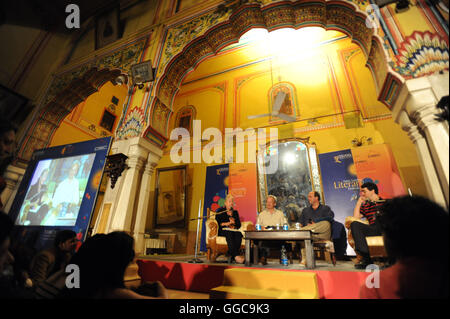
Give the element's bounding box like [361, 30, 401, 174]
[50, 81, 128, 147]
[151, 27, 428, 232]
[386, 3, 435, 36]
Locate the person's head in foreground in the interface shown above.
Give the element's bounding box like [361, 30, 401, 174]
[374, 195, 448, 298]
[59, 231, 135, 298]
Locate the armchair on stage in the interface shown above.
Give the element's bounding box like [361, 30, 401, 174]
[205, 209, 255, 262]
[345, 216, 387, 261]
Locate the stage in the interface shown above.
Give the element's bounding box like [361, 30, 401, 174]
[136, 254, 372, 299]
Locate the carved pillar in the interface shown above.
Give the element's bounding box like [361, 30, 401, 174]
[397, 111, 446, 207]
[98, 137, 163, 248]
[133, 146, 162, 255]
[108, 140, 147, 233]
[392, 72, 449, 208]
[413, 108, 449, 206]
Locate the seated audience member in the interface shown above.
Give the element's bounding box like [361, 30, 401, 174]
[298, 191, 334, 264]
[58, 231, 168, 299]
[0, 120, 17, 209]
[215, 194, 245, 264]
[256, 195, 289, 265]
[29, 230, 78, 285]
[360, 196, 448, 299]
[0, 211, 34, 298]
[350, 182, 384, 269]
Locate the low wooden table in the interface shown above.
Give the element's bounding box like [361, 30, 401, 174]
[244, 230, 315, 269]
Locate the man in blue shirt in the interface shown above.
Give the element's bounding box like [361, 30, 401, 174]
[300, 191, 334, 237]
[299, 191, 335, 265]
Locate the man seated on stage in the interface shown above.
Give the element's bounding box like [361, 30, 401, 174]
[350, 182, 384, 269]
[298, 191, 335, 265]
[256, 195, 288, 265]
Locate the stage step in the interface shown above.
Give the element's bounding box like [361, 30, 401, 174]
[210, 268, 319, 299]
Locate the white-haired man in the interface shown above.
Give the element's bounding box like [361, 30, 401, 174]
[256, 195, 288, 265]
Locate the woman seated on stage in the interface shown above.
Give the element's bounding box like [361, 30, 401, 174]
[215, 194, 245, 264]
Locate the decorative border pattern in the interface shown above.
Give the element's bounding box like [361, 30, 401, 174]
[394, 30, 449, 78]
[18, 35, 150, 162]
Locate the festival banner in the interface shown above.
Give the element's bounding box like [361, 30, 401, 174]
[200, 164, 229, 252]
[318, 150, 360, 225]
[318, 149, 360, 255]
[229, 163, 258, 225]
[351, 144, 406, 198]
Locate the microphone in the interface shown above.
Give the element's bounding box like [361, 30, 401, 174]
[211, 209, 230, 216]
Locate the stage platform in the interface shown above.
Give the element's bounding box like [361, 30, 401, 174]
[136, 254, 372, 299]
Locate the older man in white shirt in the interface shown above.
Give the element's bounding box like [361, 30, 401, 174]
[256, 195, 290, 265]
[257, 195, 287, 229]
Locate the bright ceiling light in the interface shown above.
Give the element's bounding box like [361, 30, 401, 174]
[239, 28, 269, 43]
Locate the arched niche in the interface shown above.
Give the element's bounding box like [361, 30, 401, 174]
[17, 67, 129, 162]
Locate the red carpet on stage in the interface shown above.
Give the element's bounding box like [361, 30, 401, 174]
[136, 259, 370, 299]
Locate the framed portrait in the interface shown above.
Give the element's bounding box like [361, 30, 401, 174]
[95, 7, 120, 50]
[99, 109, 116, 132]
[154, 165, 187, 229]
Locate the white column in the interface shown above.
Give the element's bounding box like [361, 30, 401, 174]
[413, 108, 449, 205]
[108, 139, 147, 233]
[133, 146, 162, 255]
[392, 72, 449, 208]
[397, 111, 446, 207]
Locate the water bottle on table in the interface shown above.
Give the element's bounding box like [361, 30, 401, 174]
[280, 245, 288, 266]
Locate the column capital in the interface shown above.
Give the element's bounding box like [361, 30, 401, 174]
[143, 162, 158, 175]
[398, 111, 424, 144]
[392, 72, 449, 124]
[126, 154, 146, 170]
[413, 107, 445, 132]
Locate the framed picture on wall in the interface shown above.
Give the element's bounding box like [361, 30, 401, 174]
[95, 7, 121, 50]
[154, 165, 187, 229]
[99, 109, 116, 132]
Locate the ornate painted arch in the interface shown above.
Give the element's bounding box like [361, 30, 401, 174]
[17, 35, 149, 162]
[143, 0, 404, 145]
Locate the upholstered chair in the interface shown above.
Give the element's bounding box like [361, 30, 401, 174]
[345, 216, 387, 262]
[205, 208, 255, 262]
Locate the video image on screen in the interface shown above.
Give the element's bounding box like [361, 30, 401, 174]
[15, 153, 96, 227]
